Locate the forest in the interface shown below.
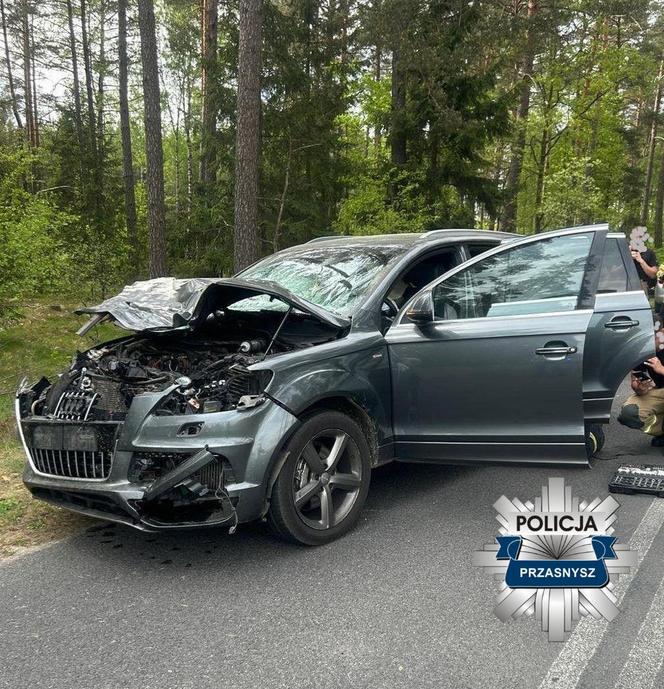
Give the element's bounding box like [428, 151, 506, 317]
[1, 0, 664, 310]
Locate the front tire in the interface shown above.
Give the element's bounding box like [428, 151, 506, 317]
[268, 411, 372, 545]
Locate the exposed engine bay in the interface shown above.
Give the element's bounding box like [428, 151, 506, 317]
[17, 278, 348, 531]
[23, 307, 339, 422]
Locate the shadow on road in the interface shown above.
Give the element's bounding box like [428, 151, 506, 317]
[76, 461, 480, 570]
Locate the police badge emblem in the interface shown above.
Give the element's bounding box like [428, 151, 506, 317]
[473, 477, 638, 641]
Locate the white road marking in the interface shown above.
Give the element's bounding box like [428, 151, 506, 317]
[537, 498, 664, 689]
[613, 567, 664, 689]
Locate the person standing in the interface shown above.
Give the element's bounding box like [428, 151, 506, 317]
[631, 247, 658, 294]
[629, 226, 658, 295]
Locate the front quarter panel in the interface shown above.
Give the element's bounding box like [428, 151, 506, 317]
[260, 331, 392, 446]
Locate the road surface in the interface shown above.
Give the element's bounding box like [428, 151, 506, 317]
[2, 389, 664, 689]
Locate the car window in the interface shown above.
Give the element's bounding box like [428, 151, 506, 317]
[238, 244, 407, 316]
[432, 233, 594, 320]
[227, 294, 291, 312]
[597, 238, 628, 293]
[466, 242, 499, 258]
[387, 249, 460, 308]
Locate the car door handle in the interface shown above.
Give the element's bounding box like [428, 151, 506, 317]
[605, 317, 640, 331]
[535, 346, 577, 356]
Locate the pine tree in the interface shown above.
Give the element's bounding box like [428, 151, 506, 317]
[138, 0, 168, 277]
[233, 0, 263, 272]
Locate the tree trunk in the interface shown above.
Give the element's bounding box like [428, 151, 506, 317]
[0, 0, 22, 129]
[490, 144, 505, 230]
[65, 0, 84, 158]
[138, 0, 167, 277]
[118, 0, 138, 275]
[641, 60, 664, 226]
[500, 0, 538, 233]
[233, 0, 263, 273]
[654, 142, 664, 249]
[185, 72, 194, 218]
[273, 138, 292, 252]
[534, 127, 549, 234]
[173, 92, 181, 215]
[200, 0, 218, 185]
[29, 12, 39, 147]
[390, 48, 407, 166]
[373, 43, 381, 149]
[80, 0, 97, 159]
[339, 0, 349, 66]
[96, 0, 106, 158]
[22, 0, 35, 148]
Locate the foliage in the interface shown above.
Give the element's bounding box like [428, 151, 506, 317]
[1, 0, 664, 304]
[0, 149, 78, 310]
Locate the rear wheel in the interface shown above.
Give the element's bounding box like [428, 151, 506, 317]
[585, 423, 606, 460]
[268, 411, 371, 545]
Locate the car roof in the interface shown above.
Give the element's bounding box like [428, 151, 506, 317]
[305, 229, 519, 248]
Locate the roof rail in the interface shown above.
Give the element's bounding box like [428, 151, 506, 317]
[421, 228, 519, 240]
[420, 228, 472, 237]
[307, 235, 347, 243]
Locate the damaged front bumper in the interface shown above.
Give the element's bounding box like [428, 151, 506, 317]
[17, 384, 300, 531]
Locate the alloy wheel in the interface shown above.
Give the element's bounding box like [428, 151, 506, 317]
[292, 429, 363, 530]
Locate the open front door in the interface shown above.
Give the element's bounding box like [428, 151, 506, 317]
[385, 226, 608, 465]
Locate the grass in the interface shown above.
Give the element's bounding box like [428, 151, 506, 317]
[0, 298, 120, 557]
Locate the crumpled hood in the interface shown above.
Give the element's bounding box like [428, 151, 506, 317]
[75, 277, 350, 332]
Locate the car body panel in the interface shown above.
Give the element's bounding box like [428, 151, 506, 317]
[582, 290, 653, 423]
[252, 331, 393, 450]
[75, 276, 350, 332]
[386, 310, 593, 463]
[20, 391, 301, 529]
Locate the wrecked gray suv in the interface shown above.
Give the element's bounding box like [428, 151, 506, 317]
[16, 226, 653, 544]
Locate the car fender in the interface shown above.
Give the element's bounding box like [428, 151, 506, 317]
[267, 347, 392, 446]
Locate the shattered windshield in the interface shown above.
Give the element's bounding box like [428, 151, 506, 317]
[236, 244, 407, 316]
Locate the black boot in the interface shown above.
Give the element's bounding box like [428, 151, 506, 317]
[651, 436, 664, 447]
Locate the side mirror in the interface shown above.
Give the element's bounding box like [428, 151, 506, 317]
[404, 292, 434, 325]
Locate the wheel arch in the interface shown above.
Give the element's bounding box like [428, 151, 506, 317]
[260, 394, 379, 518]
[584, 349, 656, 425]
[297, 395, 379, 466]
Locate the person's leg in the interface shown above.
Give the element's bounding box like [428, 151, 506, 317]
[618, 388, 664, 437]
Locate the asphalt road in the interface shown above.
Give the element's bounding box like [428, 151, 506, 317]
[3, 387, 664, 689]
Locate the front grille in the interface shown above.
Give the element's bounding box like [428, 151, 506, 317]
[29, 447, 112, 479]
[22, 421, 120, 481]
